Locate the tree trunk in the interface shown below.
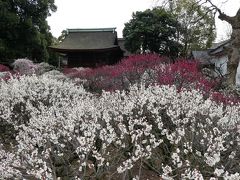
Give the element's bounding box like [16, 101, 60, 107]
[225, 29, 240, 86]
[218, 10, 240, 86]
[236, 62, 240, 87]
[227, 64, 238, 86]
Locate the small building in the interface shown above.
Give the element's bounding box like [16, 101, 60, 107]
[50, 28, 124, 68]
[192, 39, 240, 86]
[192, 40, 230, 77]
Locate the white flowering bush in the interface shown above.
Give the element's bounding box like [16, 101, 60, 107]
[12, 58, 37, 75]
[0, 75, 240, 179]
[11, 59, 56, 76]
[35, 62, 55, 75]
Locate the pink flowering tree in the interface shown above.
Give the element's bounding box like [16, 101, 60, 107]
[157, 59, 218, 92]
[0, 64, 10, 72]
[64, 54, 169, 92]
[65, 54, 219, 96]
[12, 58, 37, 75]
[0, 64, 11, 80]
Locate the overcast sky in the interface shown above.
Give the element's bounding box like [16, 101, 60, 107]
[47, 0, 240, 42]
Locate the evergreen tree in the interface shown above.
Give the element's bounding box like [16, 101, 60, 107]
[0, 0, 56, 64]
[123, 7, 182, 58]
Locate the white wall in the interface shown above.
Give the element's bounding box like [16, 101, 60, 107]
[211, 55, 240, 86]
[212, 55, 228, 77]
[236, 61, 240, 87]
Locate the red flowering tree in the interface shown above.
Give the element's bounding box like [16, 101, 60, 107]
[65, 54, 168, 92]
[64, 54, 217, 92]
[0, 64, 10, 72]
[157, 59, 217, 92]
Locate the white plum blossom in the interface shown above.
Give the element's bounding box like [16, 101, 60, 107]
[0, 75, 240, 179]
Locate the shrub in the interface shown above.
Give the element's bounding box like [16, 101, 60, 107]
[65, 54, 217, 95]
[0, 65, 11, 80]
[35, 62, 55, 75]
[12, 58, 37, 75]
[0, 64, 10, 72]
[43, 70, 66, 80]
[0, 75, 240, 179]
[157, 59, 217, 92]
[65, 54, 168, 92]
[211, 91, 240, 105]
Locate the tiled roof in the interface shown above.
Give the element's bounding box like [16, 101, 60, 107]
[50, 28, 119, 52]
[210, 39, 230, 49]
[192, 39, 231, 64]
[191, 50, 212, 64]
[209, 39, 230, 55]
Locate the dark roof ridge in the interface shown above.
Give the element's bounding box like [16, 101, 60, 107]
[210, 39, 230, 51]
[209, 39, 230, 55]
[67, 28, 116, 33]
[50, 28, 119, 51]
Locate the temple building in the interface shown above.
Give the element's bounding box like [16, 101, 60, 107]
[50, 28, 124, 68]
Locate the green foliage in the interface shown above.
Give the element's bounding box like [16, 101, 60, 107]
[169, 0, 216, 56]
[58, 30, 68, 43]
[0, 0, 57, 64]
[123, 7, 182, 58]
